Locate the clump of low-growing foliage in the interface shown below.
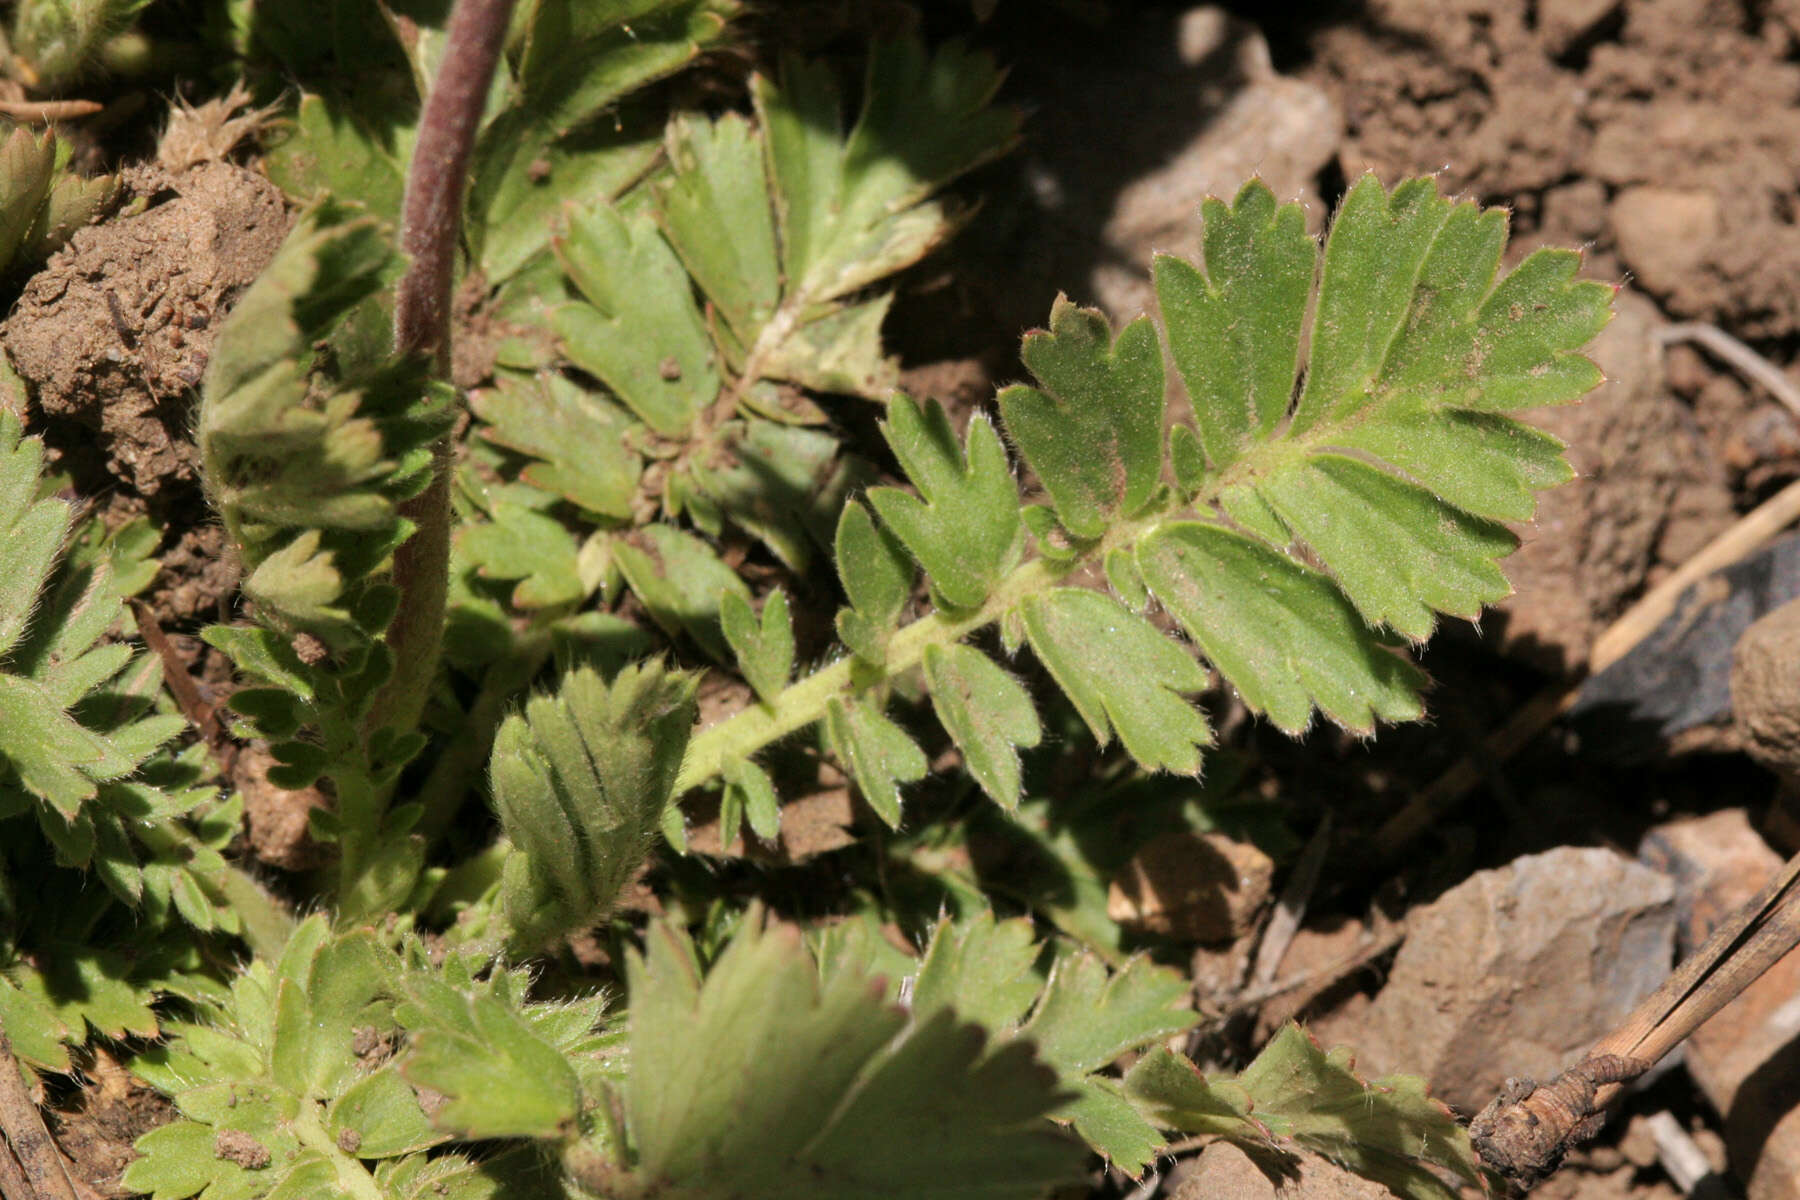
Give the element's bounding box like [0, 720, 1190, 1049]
[0, 2, 1610, 1197]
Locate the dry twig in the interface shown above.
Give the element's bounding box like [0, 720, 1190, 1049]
[1471, 850, 1800, 1185]
[0, 99, 99, 121]
[0, 1020, 76, 1200]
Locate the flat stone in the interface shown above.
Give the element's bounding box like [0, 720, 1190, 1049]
[1314, 847, 1675, 1114]
[1107, 830, 1274, 943]
[1611, 186, 1722, 298]
[1169, 1140, 1393, 1200]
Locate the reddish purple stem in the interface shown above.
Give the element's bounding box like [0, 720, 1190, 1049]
[368, 0, 515, 741]
[394, 0, 513, 365]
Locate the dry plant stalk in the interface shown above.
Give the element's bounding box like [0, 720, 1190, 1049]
[1471, 849, 1800, 1186]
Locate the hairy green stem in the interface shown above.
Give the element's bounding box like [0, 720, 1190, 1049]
[365, 0, 516, 743]
[292, 1101, 387, 1200]
[676, 559, 1059, 793]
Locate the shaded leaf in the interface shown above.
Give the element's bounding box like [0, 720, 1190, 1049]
[553, 200, 717, 437]
[616, 911, 1087, 1198]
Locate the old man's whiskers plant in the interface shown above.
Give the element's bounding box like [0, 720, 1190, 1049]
[0, 3, 1611, 1197]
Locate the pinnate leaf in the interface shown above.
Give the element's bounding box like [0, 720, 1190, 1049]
[1151, 176, 1610, 642]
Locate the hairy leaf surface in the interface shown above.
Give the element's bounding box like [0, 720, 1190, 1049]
[612, 910, 1087, 1198]
[1127, 1025, 1482, 1200]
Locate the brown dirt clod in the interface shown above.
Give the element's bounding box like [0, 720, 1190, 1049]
[4, 160, 290, 498]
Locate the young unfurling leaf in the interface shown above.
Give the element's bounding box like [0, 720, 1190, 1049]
[492, 663, 696, 951]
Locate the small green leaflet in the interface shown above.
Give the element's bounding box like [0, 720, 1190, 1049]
[824, 697, 927, 827]
[910, 913, 1198, 1174]
[999, 298, 1164, 539]
[721, 589, 794, 707]
[868, 399, 1021, 612]
[1127, 1024, 1484, 1200]
[1020, 589, 1211, 776]
[922, 644, 1039, 809]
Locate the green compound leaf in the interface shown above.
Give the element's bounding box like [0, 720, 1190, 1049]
[1158, 176, 1611, 641]
[199, 198, 456, 643]
[721, 589, 793, 707]
[553, 199, 718, 438]
[0, 414, 185, 836]
[999, 297, 1165, 539]
[824, 697, 927, 828]
[469, 372, 642, 522]
[981, 175, 1608, 743]
[1127, 1024, 1483, 1200]
[1020, 589, 1211, 776]
[400, 987, 581, 1140]
[922, 644, 1039, 810]
[907, 913, 1198, 1175]
[611, 910, 1087, 1199]
[867, 398, 1021, 612]
[491, 663, 696, 951]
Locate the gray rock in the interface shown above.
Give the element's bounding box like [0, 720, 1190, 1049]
[1314, 847, 1676, 1114]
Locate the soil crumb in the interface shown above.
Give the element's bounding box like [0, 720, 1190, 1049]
[3, 159, 290, 497]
